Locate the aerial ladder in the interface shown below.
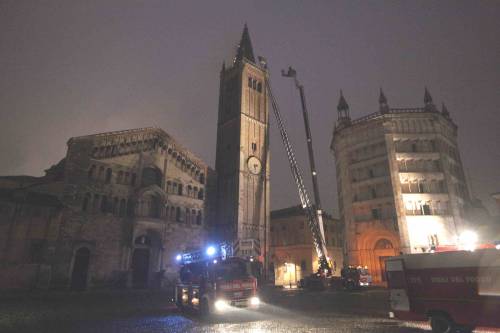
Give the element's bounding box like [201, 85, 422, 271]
[263, 62, 332, 278]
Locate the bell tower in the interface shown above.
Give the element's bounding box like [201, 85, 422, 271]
[214, 25, 270, 270]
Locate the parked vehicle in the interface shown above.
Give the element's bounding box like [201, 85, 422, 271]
[386, 249, 500, 333]
[174, 244, 260, 316]
[340, 266, 372, 290]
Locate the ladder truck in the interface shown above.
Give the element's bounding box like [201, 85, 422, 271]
[174, 243, 260, 316]
[262, 60, 332, 285]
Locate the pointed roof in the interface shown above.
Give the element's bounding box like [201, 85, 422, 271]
[379, 88, 388, 104]
[235, 24, 255, 63]
[424, 87, 433, 105]
[442, 102, 450, 116]
[337, 90, 349, 111]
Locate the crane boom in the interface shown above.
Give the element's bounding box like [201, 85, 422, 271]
[264, 72, 331, 275]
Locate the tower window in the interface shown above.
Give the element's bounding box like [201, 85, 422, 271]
[252, 79, 257, 89]
[422, 204, 431, 215]
[251, 142, 257, 151]
[257, 82, 262, 93]
[248, 77, 252, 88]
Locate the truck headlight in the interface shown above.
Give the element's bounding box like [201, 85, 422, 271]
[250, 296, 260, 306]
[214, 299, 229, 311]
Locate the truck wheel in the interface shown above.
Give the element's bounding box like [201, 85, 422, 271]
[430, 314, 453, 333]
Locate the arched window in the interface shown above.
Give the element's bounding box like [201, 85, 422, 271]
[199, 173, 205, 184]
[88, 165, 96, 180]
[105, 168, 112, 184]
[92, 194, 100, 212]
[124, 172, 130, 184]
[186, 208, 190, 224]
[170, 206, 175, 221]
[167, 181, 172, 193]
[176, 207, 181, 222]
[119, 199, 126, 217]
[198, 188, 204, 200]
[113, 197, 119, 215]
[146, 194, 161, 218]
[100, 195, 108, 213]
[193, 187, 198, 198]
[141, 167, 162, 187]
[98, 166, 105, 180]
[127, 199, 135, 217]
[178, 184, 183, 195]
[187, 185, 192, 197]
[196, 211, 202, 225]
[82, 193, 91, 212]
[374, 239, 393, 250]
[117, 171, 123, 184]
[131, 173, 137, 186]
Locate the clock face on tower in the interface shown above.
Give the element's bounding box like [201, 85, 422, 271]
[247, 156, 262, 175]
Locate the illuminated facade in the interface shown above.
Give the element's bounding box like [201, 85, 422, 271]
[331, 89, 470, 283]
[269, 206, 344, 287]
[214, 25, 270, 271]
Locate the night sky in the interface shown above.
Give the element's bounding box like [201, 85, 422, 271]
[1, 1, 499, 216]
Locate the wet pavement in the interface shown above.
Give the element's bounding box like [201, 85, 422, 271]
[50, 289, 431, 333]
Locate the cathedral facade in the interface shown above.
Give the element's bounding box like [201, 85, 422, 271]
[0, 127, 214, 290]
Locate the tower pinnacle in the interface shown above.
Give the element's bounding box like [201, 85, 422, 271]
[337, 90, 350, 123]
[442, 102, 450, 117]
[234, 24, 255, 64]
[424, 87, 436, 112]
[337, 90, 349, 112]
[379, 88, 389, 114]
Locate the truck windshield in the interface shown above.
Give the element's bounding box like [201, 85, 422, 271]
[214, 260, 248, 280]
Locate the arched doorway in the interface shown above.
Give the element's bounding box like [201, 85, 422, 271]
[374, 238, 396, 282]
[70, 247, 90, 291]
[132, 235, 151, 288]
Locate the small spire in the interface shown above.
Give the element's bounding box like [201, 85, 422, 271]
[234, 24, 255, 64]
[337, 90, 349, 111]
[379, 88, 387, 104]
[424, 87, 433, 105]
[441, 102, 449, 117]
[379, 88, 389, 114]
[424, 87, 437, 112]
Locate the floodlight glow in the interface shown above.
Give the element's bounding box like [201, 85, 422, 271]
[250, 296, 260, 306]
[175, 254, 182, 261]
[214, 299, 228, 311]
[206, 246, 216, 256]
[459, 230, 478, 252]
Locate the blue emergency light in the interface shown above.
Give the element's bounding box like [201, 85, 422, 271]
[206, 246, 216, 256]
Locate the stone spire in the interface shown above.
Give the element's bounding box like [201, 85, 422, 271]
[337, 90, 350, 123]
[234, 24, 255, 64]
[424, 87, 437, 112]
[379, 88, 389, 114]
[441, 102, 450, 117]
[337, 90, 349, 112]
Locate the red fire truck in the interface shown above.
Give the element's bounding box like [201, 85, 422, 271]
[174, 243, 260, 315]
[386, 248, 500, 333]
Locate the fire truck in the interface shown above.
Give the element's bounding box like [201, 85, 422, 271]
[386, 248, 500, 333]
[174, 243, 260, 315]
